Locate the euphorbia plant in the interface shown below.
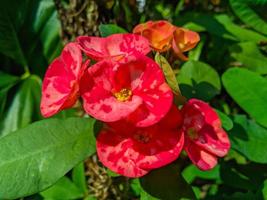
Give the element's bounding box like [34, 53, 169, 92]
[41, 20, 230, 179]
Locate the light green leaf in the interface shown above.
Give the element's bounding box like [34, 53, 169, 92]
[216, 110, 233, 131]
[140, 163, 195, 200]
[99, 24, 127, 37]
[230, 42, 267, 74]
[177, 60, 221, 101]
[229, 115, 267, 163]
[41, 176, 84, 199]
[222, 68, 267, 127]
[230, 0, 267, 35]
[0, 117, 96, 199]
[0, 75, 42, 136]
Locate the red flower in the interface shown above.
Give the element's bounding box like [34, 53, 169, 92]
[76, 33, 150, 61]
[80, 53, 173, 127]
[96, 105, 184, 177]
[181, 99, 230, 170]
[40, 42, 89, 117]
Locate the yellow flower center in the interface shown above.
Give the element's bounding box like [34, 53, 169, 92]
[114, 88, 132, 102]
[187, 128, 198, 140]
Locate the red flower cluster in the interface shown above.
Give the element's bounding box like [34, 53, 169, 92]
[40, 20, 230, 178]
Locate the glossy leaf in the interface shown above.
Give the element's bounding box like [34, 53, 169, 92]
[72, 162, 88, 194]
[222, 68, 267, 127]
[229, 115, 267, 163]
[0, 117, 96, 199]
[99, 24, 127, 37]
[0, 75, 42, 136]
[140, 163, 195, 200]
[216, 109, 233, 131]
[41, 176, 84, 199]
[177, 60, 221, 101]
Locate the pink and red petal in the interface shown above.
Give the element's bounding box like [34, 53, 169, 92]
[81, 60, 143, 122]
[184, 139, 218, 170]
[77, 34, 150, 61]
[97, 128, 149, 178]
[40, 42, 84, 117]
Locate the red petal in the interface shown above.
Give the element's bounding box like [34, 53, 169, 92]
[184, 139, 218, 170]
[77, 34, 150, 61]
[76, 36, 106, 60]
[128, 56, 173, 127]
[40, 42, 83, 117]
[81, 60, 143, 122]
[97, 105, 184, 176]
[97, 128, 149, 178]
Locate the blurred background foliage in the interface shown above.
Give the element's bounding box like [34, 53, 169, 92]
[1, 0, 267, 199]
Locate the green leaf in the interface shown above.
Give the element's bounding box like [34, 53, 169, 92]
[216, 110, 233, 131]
[230, 42, 267, 75]
[0, 71, 19, 118]
[0, 0, 62, 74]
[177, 60, 221, 101]
[222, 68, 267, 127]
[0, 117, 96, 199]
[229, 115, 267, 163]
[99, 24, 127, 37]
[140, 163, 195, 200]
[182, 164, 220, 184]
[72, 162, 88, 194]
[41, 176, 84, 199]
[0, 75, 42, 136]
[155, 53, 181, 96]
[180, 14, 266, 42]
[230, 0, 267, 35]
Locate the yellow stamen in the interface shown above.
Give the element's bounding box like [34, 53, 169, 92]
[114, 88, 132, 102]
[187, 128, 198, 140]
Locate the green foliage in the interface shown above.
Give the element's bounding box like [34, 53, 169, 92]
[222, 68, 267, 128]
[177, 60, 221, 101]
[0, 117, 96, 199]
[99, 24, 127, 37]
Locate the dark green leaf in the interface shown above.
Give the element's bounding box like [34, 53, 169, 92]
[140, 163, 195, 200]
[229, 115, 267, 163]
[41, 176, 84, 199]
[177, 60, 221, 101]
[0, 117, 96, 199]
[0, 75, 42, 136]
[222, 68, 267, 127]
[99, 24, 127, 37]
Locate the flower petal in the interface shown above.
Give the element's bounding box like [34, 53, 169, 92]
[81, 60, 143, 122]
[40, 42, 83, 117]
[184, 139, 218, 170]
[128, 56, 173, 127]
[97, 128, 149, 178]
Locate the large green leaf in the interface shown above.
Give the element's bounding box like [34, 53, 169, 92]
[230, 0, 267, 35]
[222, 68, 267, 127]
[177, 60, 221, 101]
[230, 42, 267, 75]
[140, 163, 195, 200]
[41, 176, 84, 199]
[229, 115, 267, 163]
[0, 117, 96, 199]
[0, 75, 42, 136]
